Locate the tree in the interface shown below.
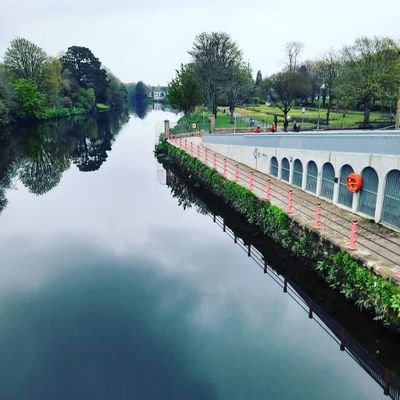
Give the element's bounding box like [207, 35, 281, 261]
[42, 58, 62, 107]
[106, 72, 128, 110]
[3, 38, 48, 85]
[0, 65, 16, 126]
[12, 79, 44, 119]
[255, 70, 262, 86]
[269, 71, 310, 127]
[167, 64, 202, 115]
[285, 41, 304, 72]
[224, 63, 253, 121]
[318, 51, 341, 124]
[339, 36, 400, 125]
[60, 46, 108, 102]
[134, 81, 148, 103]
[189, 32, 243, 117]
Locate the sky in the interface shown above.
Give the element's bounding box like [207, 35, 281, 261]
[0, 0, 399, 86]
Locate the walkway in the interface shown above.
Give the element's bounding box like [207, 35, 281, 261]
[169, 135, 400, 285]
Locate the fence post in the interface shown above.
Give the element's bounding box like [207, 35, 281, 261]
[235, 164, 239, 182]
[213, 153, 217, 169]
[314, 203, 321, 229]
[248, 244, 251, 257]
[308, 302, 313, 319]
[287, 190, 293, 213]
[349, 220, 358, 250]
[223, 158, 227, 176]
[340, 330, 346, 351]
[197, 145, 200, 158]
[190, 142, 193, 155]
[179, 137, 182, 148]
[205, 148, 208, 165]
[266, 179, 271, 201]
[184, 139, 187, 151]
[249, 172, 254, 191]
[384, 370, 391, 396]
[264, 261, 268, 274]
[283, 278, 288, 293]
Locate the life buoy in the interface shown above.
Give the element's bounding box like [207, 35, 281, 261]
[346, 173, 363, 192]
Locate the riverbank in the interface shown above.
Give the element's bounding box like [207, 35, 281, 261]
[155, 139, 400, 332]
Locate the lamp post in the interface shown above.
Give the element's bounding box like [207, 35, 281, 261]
[317, 83, 326, 130]
[234, 114, 237, 134]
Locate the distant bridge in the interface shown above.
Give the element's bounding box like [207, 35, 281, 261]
[202, 130, 400, 231]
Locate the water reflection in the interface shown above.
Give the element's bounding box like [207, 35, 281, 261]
[0, 111, 129, 210]
[161, 165, 400, 399]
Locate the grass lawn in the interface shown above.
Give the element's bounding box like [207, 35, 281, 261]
[236, 105, 392, 129]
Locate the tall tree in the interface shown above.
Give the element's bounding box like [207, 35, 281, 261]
[42, 58, 62, 107]
[3, 38, 48, 85]
[339, 36, 400, 125]
[189, 32, 243, 117]
[269, 71, 310, 127]
[285, 41, 304, 72]
[134, 81, 148, 103]
[60, 46, 108, 102]
[224, 63, 253, 121]
[318, 51, 341, 124]
[255, 70, 262, 86]
[167, 64, 202, 115]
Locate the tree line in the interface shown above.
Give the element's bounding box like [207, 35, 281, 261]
[0, 38, 128, 127]
[167, 32, 400, 127]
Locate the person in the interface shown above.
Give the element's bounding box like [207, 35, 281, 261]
[271, 123, 276, 133]
[255, 126, 261, 133]
[293, 121, 299, 132]
[283, 120, 288, 132]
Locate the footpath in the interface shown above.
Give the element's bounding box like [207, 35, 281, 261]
[169, 135, 400, 286]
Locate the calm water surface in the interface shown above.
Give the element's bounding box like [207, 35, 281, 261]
[0, 109, 391, 399]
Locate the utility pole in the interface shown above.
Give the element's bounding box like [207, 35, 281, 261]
[396, 87, 400, 130]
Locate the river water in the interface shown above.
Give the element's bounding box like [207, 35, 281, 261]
[0, 109, 396, 399]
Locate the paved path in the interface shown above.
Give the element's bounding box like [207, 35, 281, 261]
[169, 136, 400, 285]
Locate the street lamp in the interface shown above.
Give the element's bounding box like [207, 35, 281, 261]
[317, 83, 326, 130]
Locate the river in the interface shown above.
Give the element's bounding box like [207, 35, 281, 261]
[0, 108, 397, 399]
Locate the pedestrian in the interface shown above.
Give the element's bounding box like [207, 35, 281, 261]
[271, 123, 276, 133]
[283, 120, 288, 132]
[255, 126, 261, 133]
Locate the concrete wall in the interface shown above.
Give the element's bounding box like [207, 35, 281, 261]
[202, 131, 400, 229]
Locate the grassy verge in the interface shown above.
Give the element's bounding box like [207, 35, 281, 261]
[39, 107, 87, 119]
[155, 139, 400, 330]
[96, 103, 111, 111]
[237, 105, 393, 129]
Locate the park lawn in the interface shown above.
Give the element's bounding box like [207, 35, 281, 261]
[172, 110, 251, 134]
[237, 105, 391, 128]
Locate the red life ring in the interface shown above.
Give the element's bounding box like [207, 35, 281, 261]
[346, 173, 363, 192]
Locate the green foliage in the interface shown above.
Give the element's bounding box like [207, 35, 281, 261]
[167, 64, 202, 115]
[189, 32, 243, 116]
[0, 38, 127, 126]
[12, 78, 44, 118]
[155, 141, 400, 329]
[60, 46, 108, 103]
[316, 252, 400, 325]
[3, 37, 48, 85]
[269, 71, 311, 123]
[134, 81, 148, 103]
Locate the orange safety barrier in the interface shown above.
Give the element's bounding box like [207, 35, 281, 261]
[346, 173, 363, 192]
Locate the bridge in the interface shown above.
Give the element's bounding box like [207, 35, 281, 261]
[202, 130, 400, 231]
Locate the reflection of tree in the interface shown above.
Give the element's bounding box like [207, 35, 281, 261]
[0, 130, 21, 214]
[0, 109, 129, 206]
[167, 169, 207, 214]
[72, 111, 128, 172]
[131, 100, 149, 119]
[18, 127, 71, 195]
